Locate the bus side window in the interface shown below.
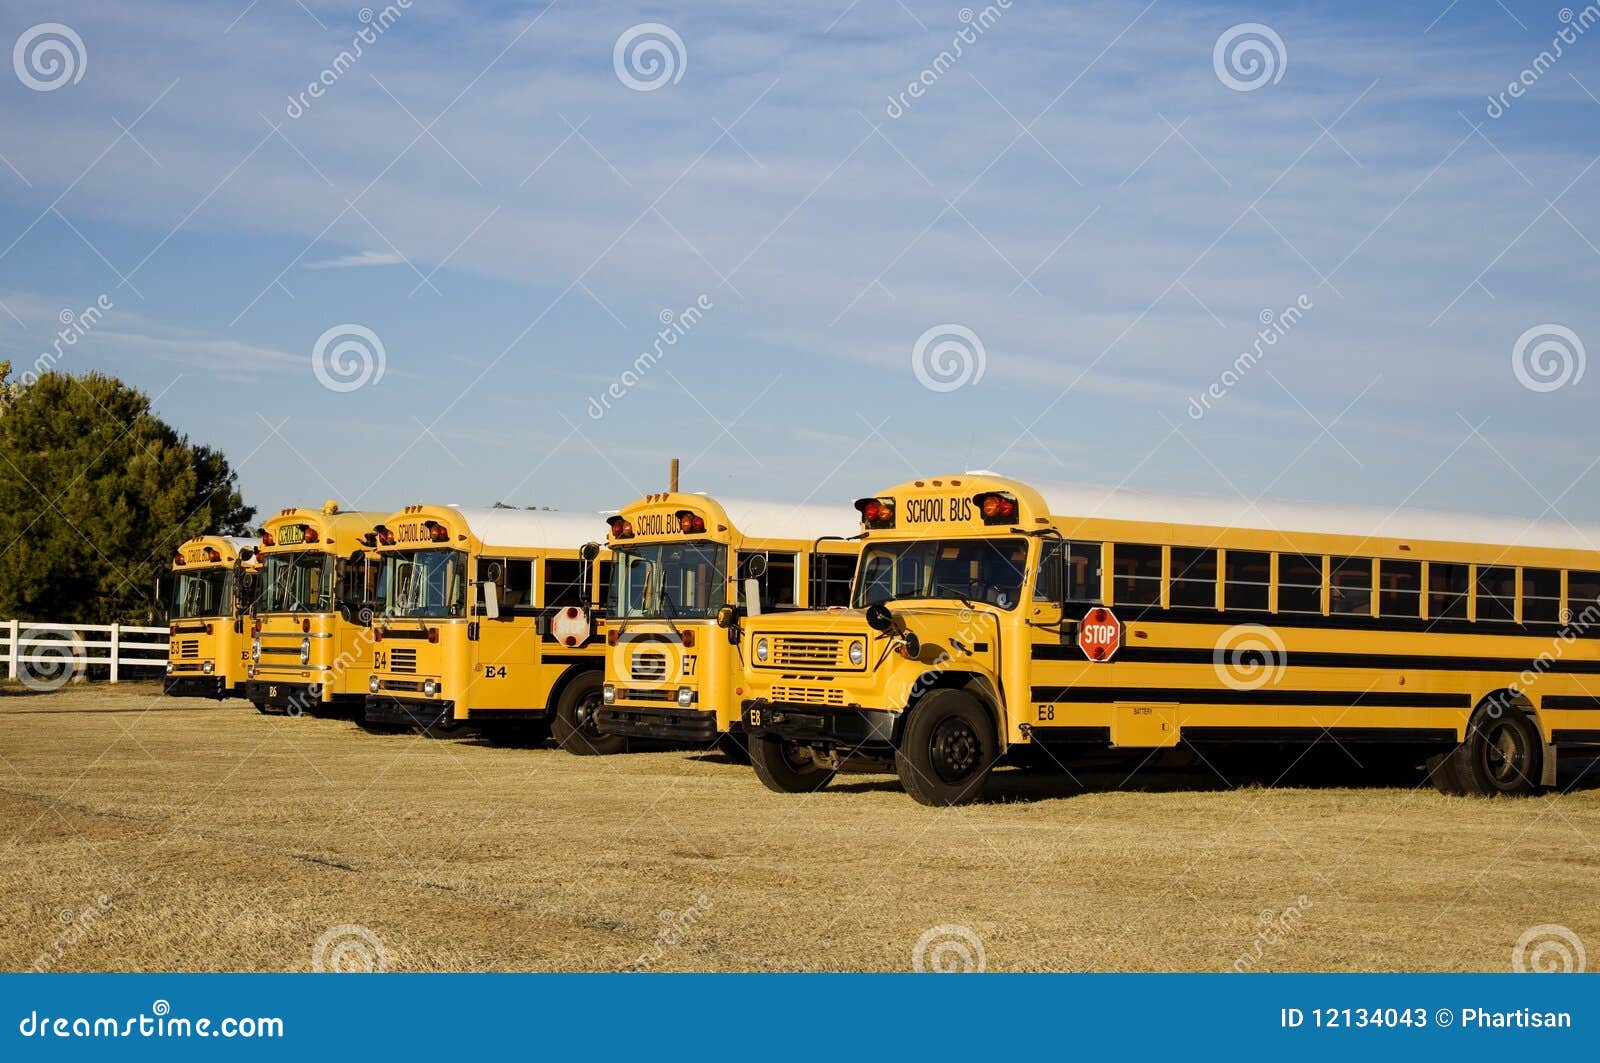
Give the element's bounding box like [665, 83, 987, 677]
[1069, 543, 1102, 603]
[1378, 559, 1421, 618]
[1429, 562, 1469, 620]
[1225, 551, 1271, 611]
[740, 551, 798, 609]
[1113, 544, 1163, 607]
[810, 552, 853, 607]
[1033, 541, 1063, 602]
[1277, 554, 1323, 614]
[595, 561, 615, 615]
[1170, 547, 1217, 609]
[1566, 571, 1600, 625]
[1475, 565, 1516, 623]
[1329, 556, 1372, 616]
[543, 558, 585, 609]
[500, 559, 533, 609]
[1523, 568, 1560, 624]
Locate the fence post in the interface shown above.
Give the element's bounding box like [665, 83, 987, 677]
[109, 622, 121, 683]
[5, 618, 15, 680]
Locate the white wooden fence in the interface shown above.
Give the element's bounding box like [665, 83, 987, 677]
[1, 620, 168, 683]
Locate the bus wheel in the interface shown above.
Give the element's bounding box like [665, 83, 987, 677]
[1430, 703, 1543, 796]
[749, 736, 834, 794]
[552, 673, 625, 756]
[895, 689, 995, 807]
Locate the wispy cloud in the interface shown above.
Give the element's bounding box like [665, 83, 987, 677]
[303, 249, 406, 270]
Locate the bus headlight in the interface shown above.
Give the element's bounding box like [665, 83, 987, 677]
[848, 640, 865, 666]
[299, 637, 312, 665]
[369, 675, 380, 694]
[202, 660, 214, 675]
[602, 683, 617, 704]
[755, 638, 769, 662]
[165, 662, 174, 675]
[423, 678, 438, 697]
[676, 686, 694, 708]
[251, 637, 261, 662]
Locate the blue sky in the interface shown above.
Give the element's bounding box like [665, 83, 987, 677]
[2, 0, 1599, 526]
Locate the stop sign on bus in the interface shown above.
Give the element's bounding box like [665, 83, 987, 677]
[1078, 607, 1121, 661]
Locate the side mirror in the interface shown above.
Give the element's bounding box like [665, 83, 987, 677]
[580, 541, 601, 562]
[864, 602, 893, 632]
[481, 581, 500, 621]
[741, 554, 768, 580]
[715, 605, 737, 629]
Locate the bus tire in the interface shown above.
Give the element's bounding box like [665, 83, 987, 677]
[552, 672, 625, 756]
[894, 689, 995, 807]
[1424, 746, 1473, 796]
[1460, 703, 1543, 796]
[749, 735, 833, 794]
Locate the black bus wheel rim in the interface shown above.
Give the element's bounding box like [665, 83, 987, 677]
[929, 716, 981, 784]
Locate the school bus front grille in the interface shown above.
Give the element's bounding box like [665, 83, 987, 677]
[178, 640, 200, 660]
[631, 653, 668, 681]
[389, 648, 418, 674]
[769, 636, 847, 669]
[772, 684, 845, 706]
[617, 687, 676, 702]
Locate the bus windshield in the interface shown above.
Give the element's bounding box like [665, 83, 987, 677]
[171, 568, 233, 619]
[608, 541, 728, 620]
[855, 537, 1030, 610]
[375, 549, 467, 619]
[261, 551, 335, 613]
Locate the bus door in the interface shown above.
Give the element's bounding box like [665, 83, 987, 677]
[472, 556, 537, 710]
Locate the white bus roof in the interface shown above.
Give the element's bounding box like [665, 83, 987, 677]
[446, 506, 606, 551]
[1028, 481, 1600, 553]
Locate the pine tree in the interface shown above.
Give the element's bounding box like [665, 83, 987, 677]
[0, 371, 254, 622]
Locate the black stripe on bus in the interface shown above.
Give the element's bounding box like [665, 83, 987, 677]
[1540, 696, 1600, 711]
[1180, 726, 1459, 745]
[1030, 686, 1472, 709]
[1032, 643, 1600, 674]
[543, 654, 599, 666]
[1551, 729, 1600, 744]
[1053, 604, 1586, 639]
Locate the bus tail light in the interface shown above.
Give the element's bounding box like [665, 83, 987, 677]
[681, 629, 695, 648]
[301, 526, 319, 543]
[260, 530, 275, 547]
[607, 516, 634, 539]
[374, 628, 384, 642]
[608, 629, 620, 646]
[976, 492, 1018, 524]
[856, 497, 896, 529]
[675, 511, 706, 534]
[203, 547, 221, 563]
[427, 628, 439, 644]
[204, 623, 214, 635]
[374, 525, 396, 546]
[425, 521, 449, 543]
[302, 618, 312, 633]
[173, 554, 185, 566]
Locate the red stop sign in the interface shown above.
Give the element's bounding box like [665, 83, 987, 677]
[1078, 607, 1121, 662]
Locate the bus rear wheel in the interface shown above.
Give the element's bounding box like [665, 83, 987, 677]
[1429, 703, 1543, 796]
[749, 736, 834, 794]
[895, 689, 995, 807]
[552, 673, 626, 756]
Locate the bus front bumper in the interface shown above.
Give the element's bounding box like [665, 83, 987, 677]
[597, 705, 719, 742]
[247, 680, 322, 714]
[364, 695, 457, 730]
[163, 675, 228, 700]
[741, 700, 897, 749]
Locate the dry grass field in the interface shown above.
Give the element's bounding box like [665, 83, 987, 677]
[1, 682, 1597, 973]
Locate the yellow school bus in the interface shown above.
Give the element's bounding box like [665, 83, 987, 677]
[736, 473, 1600, 805]
[593, 493, 860, 756]
[246, 501, 383, 716]
[164, 536, 260, 699]
[363, 505, 609, 740]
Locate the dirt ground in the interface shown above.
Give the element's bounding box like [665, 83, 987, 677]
[1, 682, 1596, 972]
